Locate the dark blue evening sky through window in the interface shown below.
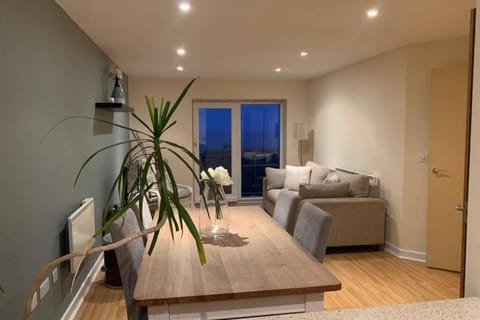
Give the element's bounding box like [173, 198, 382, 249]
[198, 103, 281, 198]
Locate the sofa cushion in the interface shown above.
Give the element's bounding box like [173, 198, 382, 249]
[305, 161, 333, 184]
[266, 188, 298, 203]
[284, 165, 311, 191]
[325, 172, 340, 184]
[336, 171, 370, 197]
[265, 167, 285, 190]
[298, 182, 350, 199]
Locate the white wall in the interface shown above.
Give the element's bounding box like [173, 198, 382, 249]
[308, 37, 468, 255]
[308, 48, 408, 248]
[465, 3, 480, 297]
[128, 78, 309, 186]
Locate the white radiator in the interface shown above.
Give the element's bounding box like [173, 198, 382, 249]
[68, 198, 95, 274]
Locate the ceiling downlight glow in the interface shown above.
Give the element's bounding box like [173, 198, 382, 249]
[367, 8, 378, 18]
[274, 68, 282, 72]
[177, 66, 184, 71]
[300, 51, 308, 57]
[179, 2, 191, 12]
[176, 47, 186, 56]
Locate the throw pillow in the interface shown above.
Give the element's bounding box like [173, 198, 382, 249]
[324, 172, 340, 184]
[265, 167, 286, 190]
[298, 182, 351, 199]
[284, 165, 311, 191]
[336, 171, 370, 197]
[305, 161, 333, 184]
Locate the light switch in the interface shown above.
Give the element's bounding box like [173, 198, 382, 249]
[52, 267, 58, 284]
[418, 152, 429, 163]
[39, 278, 49, 300]
[31, 291, 38, 311]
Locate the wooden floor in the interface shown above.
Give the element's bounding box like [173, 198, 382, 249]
[323, 251, 459, 310]
[74, 251, 460, 319]
[74, 274, 126, 320]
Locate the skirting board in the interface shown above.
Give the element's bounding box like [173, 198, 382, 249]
[61, 252, 104, 320]
[385, 241, 426, 263]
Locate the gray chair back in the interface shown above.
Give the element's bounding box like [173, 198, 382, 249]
[109, 209, 147, 320]
[293, 203, 332, 262]
[272, 189, 300, 234]
[132, 195, 153, 245]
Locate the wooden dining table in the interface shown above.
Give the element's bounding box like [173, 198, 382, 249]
[134, 205, 341, 320]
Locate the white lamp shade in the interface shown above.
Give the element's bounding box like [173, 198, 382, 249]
[293, 122, 308, 140]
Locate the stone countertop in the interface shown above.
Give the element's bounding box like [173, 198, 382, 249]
[251, 298, 480, 320]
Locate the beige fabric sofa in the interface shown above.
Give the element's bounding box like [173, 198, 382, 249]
[263, 162, 386, 247]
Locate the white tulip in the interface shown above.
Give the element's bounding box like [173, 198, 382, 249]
[214, 166, 233, 186]
[208, 168, 216, 178]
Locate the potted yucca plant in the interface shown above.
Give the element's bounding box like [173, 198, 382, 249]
[79, 77, 215, 261]
[22, 77, 221, 319]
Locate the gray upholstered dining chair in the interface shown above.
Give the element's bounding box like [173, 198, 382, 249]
[272, 189, 300, 234]
[109, 209, 147, 320]
[132, 195, 153, 245]
[293, 202, 332, 262]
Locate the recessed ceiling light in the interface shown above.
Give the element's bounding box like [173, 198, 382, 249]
[274, 68, 282, 72]
[179, 2, 191, 12]
[177, 66, 184, 71]
[367, 8, 378, 18]
[300, 51, 308, 57]
[176, 47, 186, 56]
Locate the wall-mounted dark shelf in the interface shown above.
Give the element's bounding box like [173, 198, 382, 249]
[95, 102, 134, 113]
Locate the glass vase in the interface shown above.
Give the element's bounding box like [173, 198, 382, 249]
[199, 182, 229, 239]
[111, 76, 125, 104]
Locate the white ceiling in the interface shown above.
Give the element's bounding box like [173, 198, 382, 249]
[56, 0, 474, 80]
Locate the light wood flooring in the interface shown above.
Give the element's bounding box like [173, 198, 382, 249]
[74, 251, 460, 319]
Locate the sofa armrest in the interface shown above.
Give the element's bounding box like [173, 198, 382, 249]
[263, 177, 268, 198]
[300, 197, 386, 247]
[262, 177, 276, 216]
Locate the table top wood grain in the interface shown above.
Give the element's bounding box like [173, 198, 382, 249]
[134, 205, 341, 307]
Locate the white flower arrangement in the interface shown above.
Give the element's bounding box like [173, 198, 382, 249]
[108, 65, 123, 80]
[200, 166, 233, 186]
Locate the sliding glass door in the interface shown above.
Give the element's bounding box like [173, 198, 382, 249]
[198, 107, 234, 196]
[241, 103, 281, 197]
[194, 101, 283, 201]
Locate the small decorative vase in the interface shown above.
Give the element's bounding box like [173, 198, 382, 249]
[111, 76, 125, 104]
[199, 182, 229, 239]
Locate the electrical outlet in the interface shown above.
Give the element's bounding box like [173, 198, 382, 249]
[31, 291, 38, 311]
[52, 267, 58, 284]
[39, 278, 49, 300]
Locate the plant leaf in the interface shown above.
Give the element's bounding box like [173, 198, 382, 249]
[74, 139, 149, 187]
[131, 112, 154, 135]
[164, 78, 197, 125]
[42, 115, 153, 144]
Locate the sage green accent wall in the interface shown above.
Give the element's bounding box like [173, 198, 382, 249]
[0, 0, 128, 319]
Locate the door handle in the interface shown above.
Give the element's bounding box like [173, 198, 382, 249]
[456, 204, 464, 212]
[432, 168, 440, 174]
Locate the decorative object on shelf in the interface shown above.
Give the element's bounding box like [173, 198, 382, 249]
[108, 65, 126, 104]
[199, 166, 233, 239]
